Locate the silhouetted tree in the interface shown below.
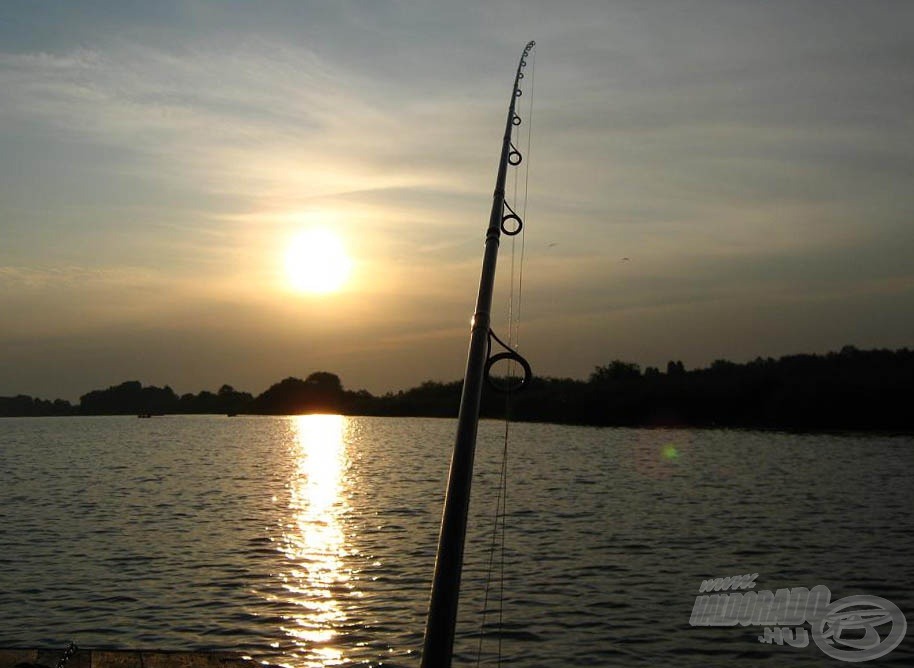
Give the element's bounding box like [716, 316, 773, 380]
[250, 373, 343, 414]
[0, 395, 75, 416]
[215, 384, 253, 414]
[305, 372, 343, 393]
[590, 361, 641, 383]
[80, 381, 178, 414]
[666, 360, 686, 376]
[5, 347, 914, 429]
[710, 359, 738, 373]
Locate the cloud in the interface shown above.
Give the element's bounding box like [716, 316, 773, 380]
[2, 1, 914, 400]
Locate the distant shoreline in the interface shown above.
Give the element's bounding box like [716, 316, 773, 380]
[2, 345, 913, 432]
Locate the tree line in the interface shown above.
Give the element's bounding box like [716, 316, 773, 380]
[1, 346, 912, 431]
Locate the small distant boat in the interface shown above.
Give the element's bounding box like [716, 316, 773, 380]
[137, 413, 152, 418]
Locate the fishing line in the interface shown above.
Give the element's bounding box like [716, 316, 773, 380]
[517, 47, 535, 346]
[475, 420, 510, 667]
[476, 43, 535, 668]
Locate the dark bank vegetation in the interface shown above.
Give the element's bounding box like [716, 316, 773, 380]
[2, 346, 912, 431]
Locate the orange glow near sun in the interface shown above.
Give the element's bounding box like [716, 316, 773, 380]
[285, 228, 353, 294]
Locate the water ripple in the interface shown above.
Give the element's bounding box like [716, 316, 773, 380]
[1, 417, 913, 666]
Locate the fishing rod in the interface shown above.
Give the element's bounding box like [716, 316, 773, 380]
[420, 40, 535, 668]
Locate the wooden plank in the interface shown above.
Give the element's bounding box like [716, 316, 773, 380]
[0, 650, 258, 668]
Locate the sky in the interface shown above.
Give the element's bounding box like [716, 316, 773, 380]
[1, 1, 913, 401]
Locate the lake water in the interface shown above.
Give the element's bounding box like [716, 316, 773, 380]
[1, 416, 912, 666]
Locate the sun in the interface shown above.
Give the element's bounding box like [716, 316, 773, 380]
[285, 228, 353, 294]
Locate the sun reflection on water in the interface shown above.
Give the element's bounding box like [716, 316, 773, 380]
[277, 414, 351, 667]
